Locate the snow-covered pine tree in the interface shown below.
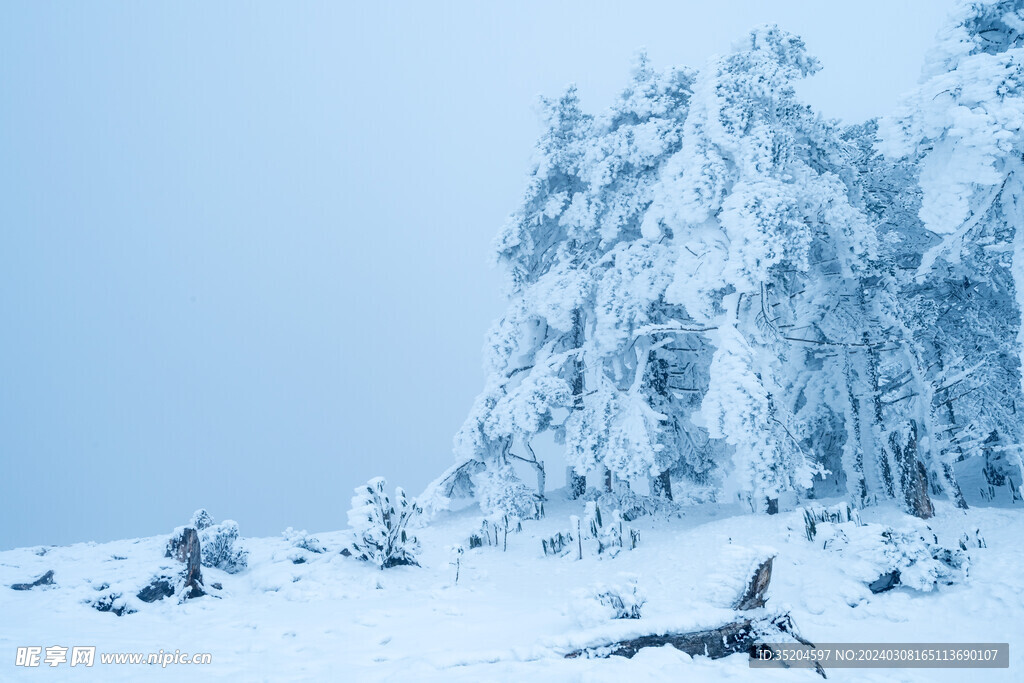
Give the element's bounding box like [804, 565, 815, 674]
[565, 56, 698, 501]
[425, 60, 699, 516]
[641, 27, 885, 512]
[425, 88, 592, 518]
[428, 13, 1020, 521]
[879, 0, 1024, 501]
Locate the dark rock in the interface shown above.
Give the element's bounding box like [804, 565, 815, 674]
[766, 498, 779, 515]
[340, 547, 352, 557]
[11, 570, 54, 591]
[210, 582, 222, 590]
[136, 577, 176, 603]
[735, 557, 774, 610]
[869, 570, 901, 593]
[93, 592, 135, 616]
[291, 556, 307, 564]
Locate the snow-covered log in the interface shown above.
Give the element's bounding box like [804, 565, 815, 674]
[564, 554, 823, 677]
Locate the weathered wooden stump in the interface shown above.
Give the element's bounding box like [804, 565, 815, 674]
[734, 556, 774, 610]
[164, 526, 205, 599]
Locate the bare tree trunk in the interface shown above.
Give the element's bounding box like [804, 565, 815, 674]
[842, 348, 868, 506]
[566, 466, 586, 499]
[652, 469, 673, 501]
[890, 421, 934, 519]
[864, 333, 896, 499]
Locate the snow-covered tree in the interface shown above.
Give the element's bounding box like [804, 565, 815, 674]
[879, 0, 1024, 501]
[430, 9, 1024, 520]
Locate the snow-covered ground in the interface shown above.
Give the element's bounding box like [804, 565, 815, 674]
[2, 494, 1022, 681]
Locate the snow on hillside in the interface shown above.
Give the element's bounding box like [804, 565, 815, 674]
[2, 494, 1021, 681]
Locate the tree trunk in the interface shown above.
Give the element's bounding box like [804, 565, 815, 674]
[166, 526, 205, 598]
[890, 421, 934, 519]
[566, 466, 586, 499]
[652, 469, 673, 501]
[842, 349, 868, 506]
[864, 332, 895, 498]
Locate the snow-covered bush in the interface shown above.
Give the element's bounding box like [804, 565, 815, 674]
[189, 508, 215, 531]
[802, 503, 862, 541]
[473, 464, 544, 520]
[959, 529, 987, 550]
[591, 488, 676, 522]
[200, 520, 248, 574]
[468, 515, 521, 551]
[571, 578, 646, 627]
[283, 527, 325, 554]
[347, 477, 422, 569]
[541, 530, 572, 557]
[815, 520, 967, 592]
[542, 504, 639, 559]
[585, 502, 639, 557]
[166, 510, 247, 574]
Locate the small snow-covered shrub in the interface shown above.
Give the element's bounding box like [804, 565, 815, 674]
[802, 502, 861, 541]
[959, 529, 987, 550]
[189, 508, 215, 531]
[816, 520, 967, 592]
[347, 477, 422, 569]
[585, 502, 639, 557]
[283, 527, 325, 554]
[468, 515, 521, 551]
[541, 531, 571, 556]
[200, 520, 249, 574]
[571, 578, 646, 627]
[596, 489, 675, 522]
[542, 504, 638, 559]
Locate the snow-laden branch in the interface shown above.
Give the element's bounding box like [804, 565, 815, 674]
[915, 180, 1006, 282]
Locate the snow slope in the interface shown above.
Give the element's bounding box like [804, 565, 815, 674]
[2, 494, 1022, 682]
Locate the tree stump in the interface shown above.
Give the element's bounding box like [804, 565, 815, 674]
[734, 556, 774, 610]
[165, 526, 205, 599]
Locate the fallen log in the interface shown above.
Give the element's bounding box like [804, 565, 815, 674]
[564, 555, 826, 678]
[566, 615, 760, 660]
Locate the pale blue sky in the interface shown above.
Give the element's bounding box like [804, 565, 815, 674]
[0, 1, 954, 549]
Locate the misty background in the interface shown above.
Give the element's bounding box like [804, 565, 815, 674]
[0, 1, 954, 549]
